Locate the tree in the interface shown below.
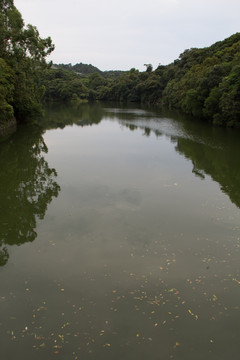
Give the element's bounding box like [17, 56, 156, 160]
[144, 63, 153, 73]
[0, 0, 54, 123]
[0, 57, 14, 122]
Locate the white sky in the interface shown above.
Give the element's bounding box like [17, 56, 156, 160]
[14, 0, 240, 71]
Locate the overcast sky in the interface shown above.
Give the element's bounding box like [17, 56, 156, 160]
[14, 0, 240, 71]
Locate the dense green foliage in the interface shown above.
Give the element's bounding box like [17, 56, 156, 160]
[43, 33, 240, 127]
[1, 1, 239, 127]
[42, 68, 89, 103]
[162, 33, 240, 126]
[0, 0, 54, 125]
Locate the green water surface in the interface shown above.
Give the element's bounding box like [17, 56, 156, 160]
[0, 103, 239, 360]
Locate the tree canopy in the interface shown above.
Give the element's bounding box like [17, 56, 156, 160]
[0, 0, 54, 125]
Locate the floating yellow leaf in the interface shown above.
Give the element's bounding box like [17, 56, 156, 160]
[233, 278, 240, 285]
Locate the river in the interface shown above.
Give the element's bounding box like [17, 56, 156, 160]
[0, 102, 239, 359]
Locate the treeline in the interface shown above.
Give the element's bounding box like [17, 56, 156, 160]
[0, 0, 54, 127]
[1, 1, 240, 128]
[53, 62, 125, 78]
[42, 33, 240, 127]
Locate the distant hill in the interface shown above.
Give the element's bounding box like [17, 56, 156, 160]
[53, 62, 126, 78]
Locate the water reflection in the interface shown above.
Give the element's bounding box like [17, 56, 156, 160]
[40, 102, 104, 129]
[1, 103, 239, 260]
[104, 105, 240, 209]
[176, 136, 240, 208]
[40, 103, 240, 210]
[0, 125, 60, 266]
[1, 104, 239, 359]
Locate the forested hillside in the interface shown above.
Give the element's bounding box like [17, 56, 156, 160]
[53, 63, 125, 78]
[0, 0, 53, 127]
[43, 33, 240, 127]
[162, 33, 240, 126]
[1, 1, 240, 128]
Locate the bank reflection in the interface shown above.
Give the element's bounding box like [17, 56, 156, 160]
[111, 105, 240, 210]
[42, 103, 240, 210]
[40, 102, 104, 130]
[40, 102, 240, 211]
[0, 125, 61, 266]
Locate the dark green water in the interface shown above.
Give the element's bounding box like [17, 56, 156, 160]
[0, 103, 239, 360]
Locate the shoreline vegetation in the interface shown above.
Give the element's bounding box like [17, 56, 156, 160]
[45, 32, 240, 128]
[0, 0, 240, 131]
[0, 0, 54, 131]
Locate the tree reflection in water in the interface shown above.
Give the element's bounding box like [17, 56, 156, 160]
[113, 106, 240, 209]
[1, 102, 239, 267]
[0, 125, 60, 266]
